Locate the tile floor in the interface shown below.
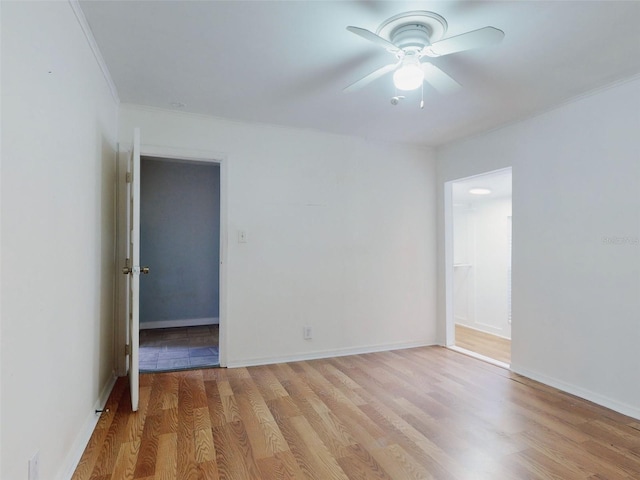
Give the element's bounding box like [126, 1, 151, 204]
[139, 324, 219, 372]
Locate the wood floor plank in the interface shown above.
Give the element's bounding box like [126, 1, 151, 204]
[154, 433, 177, 480]
[218, 381, 242, 424]
[319, 364, 368, 406]
[287, 415, 350, 480]
[581, 439, 640, 477]
[370, 443, 434, 480]
[250, 365, 289, 401]
[196, 459, 220, 480]
[266, 395, 302, 422]
[256, 450, 307, 480]
[203, 380, 227, 427]
[235, 392, 289, 459]
[513, 446, 586, 480]
[580, 417, 640, 451]
[455, 324, 511, 363]
[110, 439, 140, 480]
[124, 385, 151, 443]
[517, 426, 632, 479]
[232, 377, 279, 425]
[160, 375, 180, 410]
[73, 347, 640, 480]
[194, 427, 216, 464]
[71, 379, 127, 480]
[132, 413, 161, 479]
[176, 374, 200, 480]
[157, 406, 178, 435]
[193, 406, 212, 431]
[211, 421, 262, 480]
[337, 443, 393, 480]
[88, 385, 133, 478]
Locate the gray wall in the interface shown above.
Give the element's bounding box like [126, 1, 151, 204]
[140, 157, 220, 325]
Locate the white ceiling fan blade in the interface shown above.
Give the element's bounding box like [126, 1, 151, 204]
[343, 62, 399, 92]
[422, 27, 504, 57]
[421, 63, 462, 94]
[346, 26, 400, 53]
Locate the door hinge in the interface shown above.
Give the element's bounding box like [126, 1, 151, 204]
[123, 257, 132, 275]
[126, 172, 132, 183]
[125, 344, 131, 355]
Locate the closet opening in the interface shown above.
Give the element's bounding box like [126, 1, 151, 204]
[445, 167, 512, 367]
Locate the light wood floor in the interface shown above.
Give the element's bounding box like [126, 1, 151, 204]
[72, 347, 640, 480]
[455, 324, 511, 364]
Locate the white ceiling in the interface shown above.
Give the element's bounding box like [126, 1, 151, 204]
[79, 1, 640, 147]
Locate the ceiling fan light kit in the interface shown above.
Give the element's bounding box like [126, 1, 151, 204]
[393, 55, 424, 91]
[345, 10, 504, 104]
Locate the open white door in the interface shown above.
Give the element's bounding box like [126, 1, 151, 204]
[123, 128, 143, 412]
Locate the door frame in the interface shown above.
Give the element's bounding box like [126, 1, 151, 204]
[115, 143, 228, 374]
[444, 167, 512, 359]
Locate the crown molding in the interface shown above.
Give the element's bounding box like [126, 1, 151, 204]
[68, 0, 120, 104]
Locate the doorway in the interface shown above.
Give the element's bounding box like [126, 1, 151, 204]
[138, 156, 221, 372]
[445, 168, 512, 366]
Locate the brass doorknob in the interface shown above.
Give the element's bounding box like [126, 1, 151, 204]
[122, 266, 150, 274]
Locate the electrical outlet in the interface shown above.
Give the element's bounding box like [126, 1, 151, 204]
[28, 451, 39, 480]
[303, 326, 313, 340]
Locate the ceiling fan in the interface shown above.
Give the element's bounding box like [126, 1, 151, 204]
[345, 11, 504, 96]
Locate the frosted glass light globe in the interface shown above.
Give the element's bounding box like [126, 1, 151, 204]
[393, 64, 424, 91]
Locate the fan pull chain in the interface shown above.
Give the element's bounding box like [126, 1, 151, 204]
[420, 82, 425, 109]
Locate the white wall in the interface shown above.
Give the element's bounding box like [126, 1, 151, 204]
[452, 206, 475, 326]
[474, 197, 512, 338]
[118, 104, 438, 367]
[453, 197, 512, 338]
[437, 77, 640, 418]
[1, 2, 119, 479]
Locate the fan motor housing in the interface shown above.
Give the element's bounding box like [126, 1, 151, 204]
[390, 24, 432, 50]
[377, 10, 448, 50]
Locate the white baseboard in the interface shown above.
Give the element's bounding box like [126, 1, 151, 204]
[455, 322, 511, 340]
[56, 371, 118, 480]
[140, 317, 218, 330]
[510, 363, 640, 421]
[225, 340, 434, 368]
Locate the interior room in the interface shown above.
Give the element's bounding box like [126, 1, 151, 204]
[2, 1, 639, 479]
[138, 157, 221, 372]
